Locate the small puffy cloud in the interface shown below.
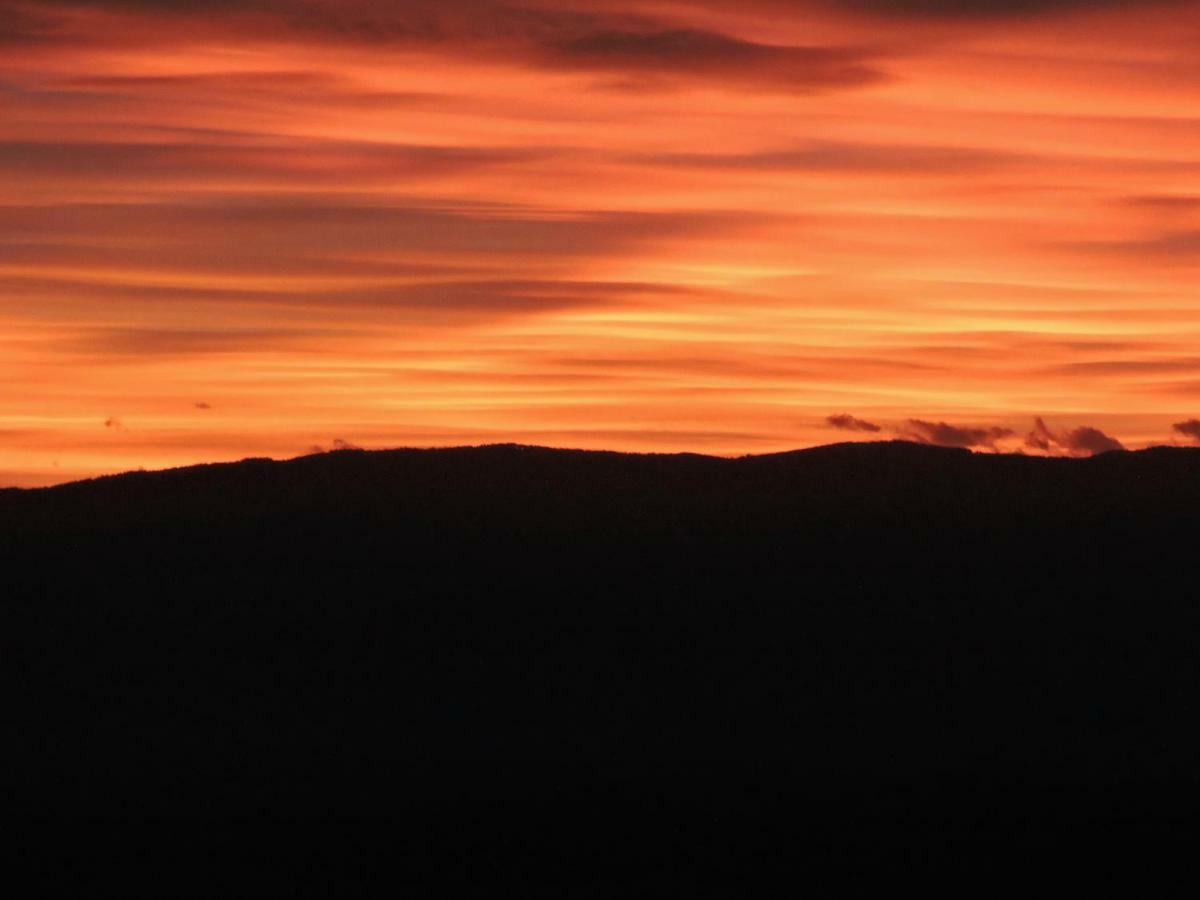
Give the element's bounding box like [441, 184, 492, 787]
[103, 417, 122, 429]
[1025, 416, 1124, 456]
[1172, 419, 1200, 442]
[826, 413, 881, 432]
[1064, 426, 1124, 455]
[901, 419, 1013, 449]
[194, 401, 212, 410]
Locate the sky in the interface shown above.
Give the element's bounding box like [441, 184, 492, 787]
[1, 0, 1198, 485]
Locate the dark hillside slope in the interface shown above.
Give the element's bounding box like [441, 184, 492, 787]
[5, 441, 1200, 873]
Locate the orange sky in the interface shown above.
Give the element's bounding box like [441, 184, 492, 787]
[2, 0, 1198, 485]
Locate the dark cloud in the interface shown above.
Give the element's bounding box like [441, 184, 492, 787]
[22, 0, 1156, 16]
[0, 2, 889, 93]
[1173, 419, 1200, 442]
[1025, 416, 1055, 452]
[62, 70, 342, 90]
[674, 0, 1181, 23]
[0, 201, 772, 329]
[631, 142, 1023, 174]
[1064, 230, 1200, 264]
[54, 69, 444, 110]
[1065, 426, 1125, 455]
[103, 417, 123, 429]
[542, 28, 885, 91]
[194, 401, 212, 409]
[67, 327, 334, 357]
[1025, 416, 1124, 456]
[9, 0, 1181, 58]
[0, 240, 479, 282]
[901, 419, 1013, 449]
[0, 4, 65, 45]
[0, 140, 549, 185]
[833, 0, 1154, 17]
[71, 0, 258, 8]
[1120, 195, 1200, 211]
[1, 276, 663, 326]
[826, 413, 882, 432]
[0, 199, 764, 261]
[1048, 358, 1200, 376]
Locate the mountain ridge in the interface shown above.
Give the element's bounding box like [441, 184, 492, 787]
[8, 433, 1200, 841]
[7, 437, 1195, 496]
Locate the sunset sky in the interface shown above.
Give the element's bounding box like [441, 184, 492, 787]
[2, 0, 1198, 485]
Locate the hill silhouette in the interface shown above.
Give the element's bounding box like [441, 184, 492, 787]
[7, 440, 1200, 885]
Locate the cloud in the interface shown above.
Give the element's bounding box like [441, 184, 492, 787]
[1064, 231, 1200, 266]
[1025, 416, 1124, 456]
[0, 4, 63, 46]
[895, 416, 1125, 455]
[0, 199, 764, 263]
[103, 417, 123, 429]
[1048, 358, 1200, 376]
[677, 0, 1179, 23]
[15, 277, 696, 330]
[2, 2, 889, 93]
[68, 327, 333, 357]
[26, 0, 1158, 23]
[541, 28, 885, 92]
[1120, 195, 1200, 211]
[1025, 416, 1055, 452]
[194, 401, 212, 409]
[1063, 426, 1124, 455]
[829, 0, 1164, 18]
[631, 142, 1023, 174]
[1173, 419, 1200, 442]
[826, 413, 881, 432]
[901, 419, 1013, 449]
[0, 139, 552, 186]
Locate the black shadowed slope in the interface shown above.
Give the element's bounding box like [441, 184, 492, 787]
[5, 441, 1200, 883]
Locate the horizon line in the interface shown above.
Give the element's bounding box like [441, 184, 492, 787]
[9, 438, 1200, 493]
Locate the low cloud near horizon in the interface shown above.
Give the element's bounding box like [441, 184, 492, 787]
[900, 419, 1014, 450]
[826, 413, 882, 432]
[1026, 416, 1124, 456]
[1173, 419, 1200, 442]
[828, 413, 1139, 455]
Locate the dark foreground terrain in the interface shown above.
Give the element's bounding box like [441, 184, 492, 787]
[6, 440, 1200, 888]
